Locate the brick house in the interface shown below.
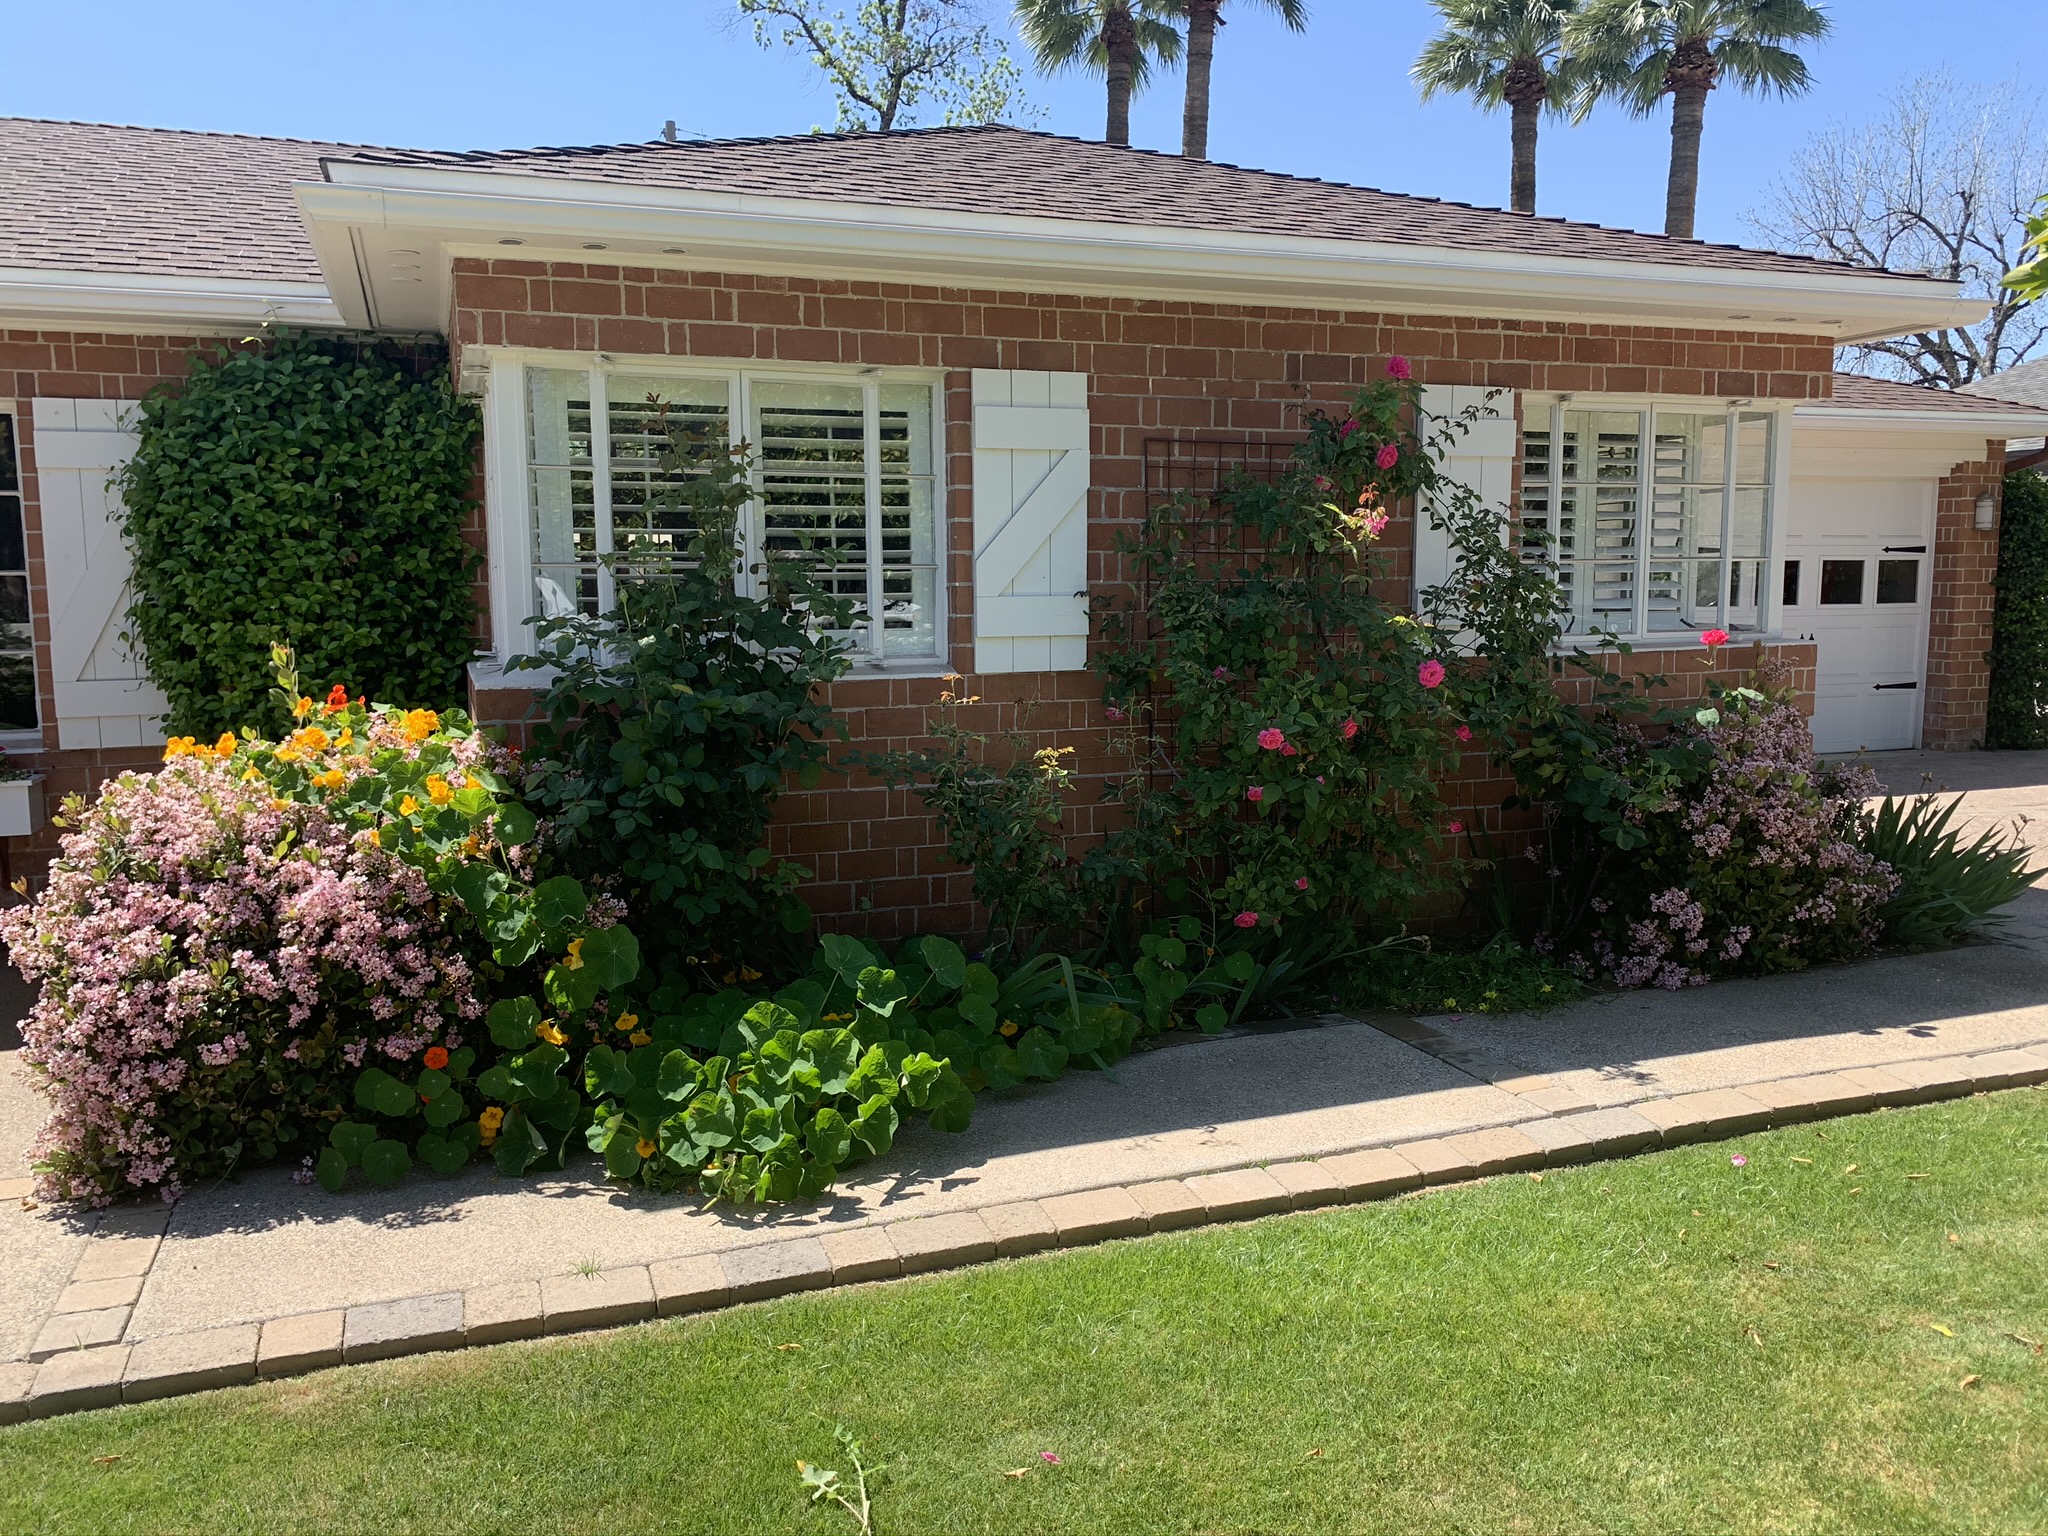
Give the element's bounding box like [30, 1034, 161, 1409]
[3, 118, 2045, 930]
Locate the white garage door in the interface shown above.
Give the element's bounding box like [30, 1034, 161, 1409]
[1783, 478, 1932, 753]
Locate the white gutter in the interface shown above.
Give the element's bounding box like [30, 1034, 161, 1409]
[300, 165, 1983, 343]
[1795, 401, 2048, 436]
[0, 266, 342, 332]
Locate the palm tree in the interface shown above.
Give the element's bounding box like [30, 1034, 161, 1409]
[1180, 1, 1308, 161]
[1567, 0, 1830, 240]
[1413, 0, 1579, 215]
[1015, 0, 1184, 147]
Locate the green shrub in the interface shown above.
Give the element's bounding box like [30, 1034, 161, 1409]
[1859, 793, 2038, 949]
[515, 429, 850, 976]
[1988, 469, 2048, 749]
[117, 333, 480, 738]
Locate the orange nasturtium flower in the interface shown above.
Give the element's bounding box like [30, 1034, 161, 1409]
[425, 774, 454, 806]
[292, 696, 314, 719]
[635, 1139, 658, 1160]
[399, 708, 441, 743]
[163, 736, 197, 761]
[324, 683, 350, 714]
[423, 1046, 450, 1071]
[214, 733, 238, 758]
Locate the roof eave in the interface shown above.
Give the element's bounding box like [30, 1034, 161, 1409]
[1795, 401, 2048, 435]
[300, 166, 1982, 343]
[0, 266, 341, 333]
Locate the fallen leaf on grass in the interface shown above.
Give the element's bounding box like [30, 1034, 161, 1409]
[1528, 1172, 1543, 1182]
[1003, 1468, 1031, 1480]
[1960, 1374, 1982, 1390]
[91, 1455, 122, 1467]
[1848, 1187, 1865, 1196]
[1930, 1323, 1956, 1338]
[1905, 1172, 1930, 1180]
[774, 1343, 803, 1352]
[1790, 1156, 1814, 1165]
[1306, 1448, 1325, 1459]
[1843, 1165, 1859, 1176]
[1763, 1261, 1781, 1270]
[1745, 1326, 1765, 1349]
[1814, 1130, 1830, 1140]
[2006, 1332, 2043, 1356]
[1040, 1452, 1061, 1465]
[1948, 1233, 1962, 1245]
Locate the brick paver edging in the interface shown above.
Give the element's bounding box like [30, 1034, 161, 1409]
[6, 1046, 2047, 1423]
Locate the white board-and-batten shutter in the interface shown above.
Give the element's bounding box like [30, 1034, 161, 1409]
[970, 369, 1091, 674]
[1411, 384, 1519, 610]
[31, 399, 168, 750]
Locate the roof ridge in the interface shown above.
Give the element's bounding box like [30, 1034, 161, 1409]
[0, 114, 415, 155]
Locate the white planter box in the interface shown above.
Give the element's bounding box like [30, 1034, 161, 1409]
[0, 776, 45, 838]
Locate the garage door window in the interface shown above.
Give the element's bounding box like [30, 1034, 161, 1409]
[1820, 559, 1864, 605]
[1876, 558, 1919, 604]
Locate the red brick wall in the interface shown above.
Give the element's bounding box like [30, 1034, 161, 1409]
[454, 262, 1839, 935]
[1923, 456, 2004, 750]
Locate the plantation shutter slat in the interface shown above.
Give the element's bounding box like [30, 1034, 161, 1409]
[1412, 385, 1518, 611]
[32, 399, 167, 750]
[970, 369, 1091, 674]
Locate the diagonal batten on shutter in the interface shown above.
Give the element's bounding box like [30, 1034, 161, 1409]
[970, 369, 1091, 674]
[1412, 384, 1518, 614]
[32, 398, 168, 750]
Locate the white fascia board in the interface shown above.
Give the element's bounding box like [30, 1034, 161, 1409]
[1795, 402, 2048, 436]
[300, 167, 1980, 341]
[0, 265, 341, 332]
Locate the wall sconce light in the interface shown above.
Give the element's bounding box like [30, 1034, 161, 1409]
[1975, 491, 1998, 531]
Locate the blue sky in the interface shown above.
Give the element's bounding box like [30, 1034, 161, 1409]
[2, 1, 2023, 248]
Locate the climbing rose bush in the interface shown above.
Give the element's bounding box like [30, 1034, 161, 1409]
[0, 681, 543, 1204]
[1574, 694, 1895, 988]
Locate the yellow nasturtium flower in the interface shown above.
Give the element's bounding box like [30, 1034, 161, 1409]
[563, 938, 586, 971]
[241, 767, 263, 784]
[535, 1021, 568, 1046]
[274, 746, 303, 765]
[628, 1031, 652, 1047]
[163, 736, 197, 761]
[635, 1139, 657, 1160]
[399, 795, 421, 816]
[313, 769, 346, 791]
[214, 733, 238, 758]
[290, 726, 330, 753]
[425, 775, 453, 806]
[336, 728, 353, 749]
[612, 1012, 639, 1034]
[399, 708, 441, 743]
[479, 1106, 505, 1130]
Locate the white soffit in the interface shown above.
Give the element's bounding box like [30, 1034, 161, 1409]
[0, 266, 341, 332]
[296, 165, 1983, 343]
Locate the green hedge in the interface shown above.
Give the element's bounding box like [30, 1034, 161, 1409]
[1988, 469, 2048, 749]
[118, 333, 481, 737]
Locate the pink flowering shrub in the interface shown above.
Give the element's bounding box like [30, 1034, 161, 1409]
[2, 651, 632, 1204]
[1573, 695, 1894, 989]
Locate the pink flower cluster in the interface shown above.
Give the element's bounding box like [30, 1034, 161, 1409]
[1, 753, 494, 1204]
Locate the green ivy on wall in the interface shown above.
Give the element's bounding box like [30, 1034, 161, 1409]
[117, 332, 482, 737]
[1988, 469, 2048, 749]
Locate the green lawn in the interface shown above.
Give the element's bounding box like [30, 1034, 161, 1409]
[5, 1092, 2046, 1536]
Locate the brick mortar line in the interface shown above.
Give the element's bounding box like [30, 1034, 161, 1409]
[6, 1044, 2045, 1423]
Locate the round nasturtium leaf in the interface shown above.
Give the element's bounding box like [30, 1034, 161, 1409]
[360, 1139, 412, 1187]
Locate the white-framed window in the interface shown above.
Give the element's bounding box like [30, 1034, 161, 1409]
[0, 409, 38, 733]
[1520, 398, 1788, 640]
[500, 358, 945, 666]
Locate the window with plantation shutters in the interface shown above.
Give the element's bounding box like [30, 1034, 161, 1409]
[1521, 402, 1780, 639]
[513, 364, 942, 663]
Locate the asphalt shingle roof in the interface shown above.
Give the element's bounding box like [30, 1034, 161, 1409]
[1826, 371, 2048, 416]
[1957, 357, 2048, 410]
[0, 117, 383, 282]
[343, 125, 1924, 284]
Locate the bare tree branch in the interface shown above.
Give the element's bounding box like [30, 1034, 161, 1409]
[1748, 73, 2048, 388]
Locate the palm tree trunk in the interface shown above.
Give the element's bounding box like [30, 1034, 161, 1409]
[1182, 0, 1221, 159]
[1104, 5, 1137, 146]
[1664, 83, 1709, 240]
[1509, 98, 1539, 214]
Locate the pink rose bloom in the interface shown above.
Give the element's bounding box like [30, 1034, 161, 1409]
[1341, 718, 1360, 740]
[1212, 666, 1232, 680]
[1234, 911, 1259, 929]
[1257, 727, 1286, 751]
[1454, 724, 1473, 743]
[1417, 658, 1446, 689]
[1447, 820, 1464, 835]
[1376, 443, 1399, 470]
[1295, 876, 1310, 890]
[1386, 355, 1413, 381]
[1246, 786, 1264, 802]
[1105, 706, 1125, 721]
[1281, 743, 1298, 756]
[1701, 628, 1730, 648]
[1337, 418, 1359, 439]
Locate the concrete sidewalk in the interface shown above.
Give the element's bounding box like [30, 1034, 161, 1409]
[6, 920, 2048, 1420]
